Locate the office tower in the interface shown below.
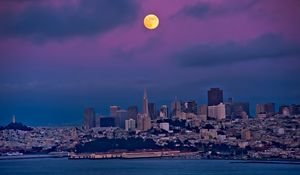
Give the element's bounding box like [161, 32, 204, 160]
[148, 102, 157, 120]
[256, 103, 275, 115]
[231, 102, 250, 118]
[159, 105, 168, 119]
[95, 116, 102, 127]
[127, 105, 138, 121]
[289, 104, 300, 115]
[279, 104, 300, 115]
[83, 107, 96, 129]
[100, 117, 115, 127]
[208, 88, 223, 106]
[198, 104, 208, 121]
[125, 119, 136, 131]
[171, 99, 182, 117]
[198, 105, 208, 115]
[207, 103, 226, 120]
[143, 88, 149, 116]
[184, 100, 197, 114]
[137, 113, 151, 131]
[110, 105, 120, 117]
[116, 109, 128, 129]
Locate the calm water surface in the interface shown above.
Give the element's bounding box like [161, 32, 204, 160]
[0, 158, 299, 175]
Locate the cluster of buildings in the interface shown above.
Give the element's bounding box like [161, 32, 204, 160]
[83, 88, 299, 132]
[1, 87, 299, 160]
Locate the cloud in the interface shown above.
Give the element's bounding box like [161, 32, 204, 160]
[176, 0, 259, 19]
[173, 33, 300, 67]
[0, 0, 138, 40]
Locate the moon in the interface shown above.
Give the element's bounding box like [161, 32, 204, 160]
[144, 14, 159, 30]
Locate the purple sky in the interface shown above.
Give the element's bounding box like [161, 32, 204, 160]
[0, 0, 300, 125]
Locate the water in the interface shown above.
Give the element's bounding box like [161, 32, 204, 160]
[0, 158, 299, 175]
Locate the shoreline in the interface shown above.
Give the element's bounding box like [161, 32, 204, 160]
[1, 153, 300, 164]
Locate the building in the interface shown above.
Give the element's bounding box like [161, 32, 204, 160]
[127, 106, 138, 121]
[256, 103, 275, 115]
[137, 114, 151, 131]
[110, 106, 121, 117]
[116, 110, 128, 129]
[143, 88, 149, 116]
[171, 99, 182, 117]
[125, 119, 136, 131]
[148, 102, 157, 120]
[159, 122, 169, 132]
[231, 102, 250, 119]
[208, 88, 223, 106]
[183, 100, 197, 114]
[208, 103, 226, 120]
[279, 104, 300, 115]
[100, 117, 115, 127]
[84, 107, 96, 129]
[95, 116, 102, 127]
[159, 105, 168, 119]
[198, 104, 208, 122]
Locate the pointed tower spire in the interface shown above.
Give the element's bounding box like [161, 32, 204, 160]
[143, 88, 149, 116]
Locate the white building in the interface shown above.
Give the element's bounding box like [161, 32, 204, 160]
[125, 119, 136, 131]
[208, 103, 226, 120]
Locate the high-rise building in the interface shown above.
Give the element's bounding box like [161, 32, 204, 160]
[148, 102, 157, 120]
[171, 99, 182, 117]
[159, 105, 168, 119]
[207, 103, 226, 120]
[231, 102, 250, 118]
[116, 109, 128, 129]
[100, 117, 115, 127]
[127, 105, 138, 121]
[137, 114, 151, 131]
[279, 104, 300, 115]
[208, 88, 223, 106]
[84, 107, 96, 129]
[256, 103, 275, 115]
[143, 88, 149, 116]
[198, 104, 208, 122]
[110, 106, 120, 117]
[95, 116, 102, 127]
[198, 105, 208, 115]
[125, 119, 136, 131]
[183, 100, 197, 114]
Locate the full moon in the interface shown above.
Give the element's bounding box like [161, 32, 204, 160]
[144, 14, 159, 30]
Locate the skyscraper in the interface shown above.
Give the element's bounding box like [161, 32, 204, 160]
[143, 88, 149, 116]
[125, 119, 136, 131]
[137, 113, 151, 131]
[110, 105, 121, 117]
[127, 105, 138, 121]
[208, 88, 223, 106]
[84, 107, 96, 129]
[116, 109, 128, 129]
[256, 103, 275, 115]
[159, 105, 168, 119]
[231, 102, 250, 118]
[183, 100, 197, 114]
[148, 102, 157, 120]
[207, 103, 226, 120]
[171, 99, 181, 117]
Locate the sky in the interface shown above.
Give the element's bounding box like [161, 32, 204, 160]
[0, 0, 300, 126]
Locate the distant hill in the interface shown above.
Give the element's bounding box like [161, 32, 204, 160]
[0, 122, 33, 131]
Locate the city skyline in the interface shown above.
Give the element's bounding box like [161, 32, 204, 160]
[1, 86, 298, 126]
[1, 0, 300, 125]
